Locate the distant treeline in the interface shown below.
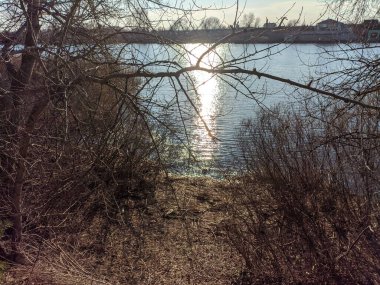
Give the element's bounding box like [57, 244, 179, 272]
[106, 26, 376, 44]
[2, 25, 378, 45]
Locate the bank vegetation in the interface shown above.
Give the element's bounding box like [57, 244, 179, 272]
[0, 0, 379, 284]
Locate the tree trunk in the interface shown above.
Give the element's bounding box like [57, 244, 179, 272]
[0, 0, 41, 263]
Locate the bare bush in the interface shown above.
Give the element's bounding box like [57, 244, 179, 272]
[0, 55, 168, 265]
[226, 101, 380, 284]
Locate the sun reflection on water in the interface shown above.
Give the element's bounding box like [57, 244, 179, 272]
[184, 44, 223, 162]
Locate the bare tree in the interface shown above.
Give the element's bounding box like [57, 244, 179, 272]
[241, 12, 255, 27]
[0, 0, 379, 268]
[170, 17, 192, 31]
[254, 17, 261, 28]
[329, 0, 380, 22]
[0, 0, 179, 264]
[200, 16, 224, 30]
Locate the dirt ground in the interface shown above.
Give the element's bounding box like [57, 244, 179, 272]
[3, 176, 243, 285]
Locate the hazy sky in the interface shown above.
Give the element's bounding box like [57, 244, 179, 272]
[195, 0, 328, 25]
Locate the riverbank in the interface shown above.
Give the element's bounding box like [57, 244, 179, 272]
[2, 176, 243, 285]
[118, 27, 362, 44]
[6, 26, 376, 46]
[2, 169, 380, 284]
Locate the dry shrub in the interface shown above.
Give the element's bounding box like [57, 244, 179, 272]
[2, 59, 172, 267]
[226, 102, 380, 284]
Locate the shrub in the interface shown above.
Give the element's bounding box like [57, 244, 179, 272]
[0, 58, 174, 265]
[226, 102, 380, 284]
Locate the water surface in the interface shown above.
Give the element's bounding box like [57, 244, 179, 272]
[123, 43, 379, 174]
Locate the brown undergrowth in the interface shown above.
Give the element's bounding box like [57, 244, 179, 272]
[3, 169, 379, 284]
[225, 103, 380, 284]
[3, 176, 243, 285]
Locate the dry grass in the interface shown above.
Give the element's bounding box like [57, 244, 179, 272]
[3, 176, 243, 285]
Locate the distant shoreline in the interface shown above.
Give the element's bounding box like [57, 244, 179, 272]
[2, 26, 379, 46]
[109, 27, 378, 45]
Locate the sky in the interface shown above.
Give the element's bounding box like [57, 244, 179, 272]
[193, 0, 328, 26]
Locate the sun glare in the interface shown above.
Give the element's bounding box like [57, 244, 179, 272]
[185, 44, 222, 160]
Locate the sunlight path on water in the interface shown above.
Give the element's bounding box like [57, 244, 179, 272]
[130, 43, 378, 175]
[184, 44, 224, 162]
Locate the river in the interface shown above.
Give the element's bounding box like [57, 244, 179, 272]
[120, 43, 378, 175]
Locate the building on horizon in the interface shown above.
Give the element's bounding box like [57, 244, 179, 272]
[316, 19, 346, 32]
[263, 22, 276, 29]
